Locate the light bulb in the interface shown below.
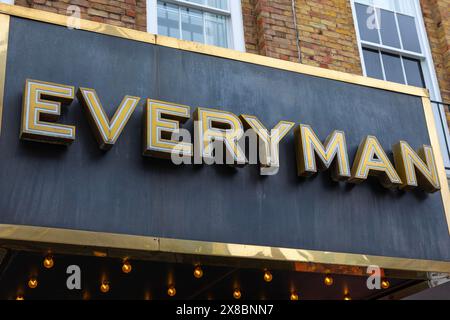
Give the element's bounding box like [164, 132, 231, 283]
[167, 286, 176, 297]
[290, 292, 299, 300]
[100, 281, 110, 293]
[324, 275, 334, 286]
[263, 270, 273, 283]
[233, 288, 241, 300]
[122, 261, 132, 274]
[381, 279, 390, 289]
[28, 278, 38, 289]
[43, 255, 54, 269]
[194, 266, 203, 279]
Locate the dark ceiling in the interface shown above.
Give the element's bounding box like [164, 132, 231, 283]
[0, 250, 418, 300]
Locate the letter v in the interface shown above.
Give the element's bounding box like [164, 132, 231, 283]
[78, 88, 140, 150]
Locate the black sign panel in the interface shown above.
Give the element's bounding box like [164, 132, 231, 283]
[0, 17, 449, 262]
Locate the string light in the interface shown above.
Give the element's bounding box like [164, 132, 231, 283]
[381, 279, 390, 289]
[122, 261, 132, 274]
[43, 255, 54, 269]
[167, 286, 176, 297]
[82, 291, 90, 300]
[233, 288, 241, 300]
[28, 278, 38, 289]
[194, 266, 203, 279]
[100, 281, 110, 293]
[263, 270, 273, 283]
[290, 292, 299, 300]
[324, 275, 334, 286]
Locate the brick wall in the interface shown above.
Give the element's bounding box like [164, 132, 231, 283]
[15, 0, 146, 31]
[295, 0, 361, 74]
[421, 0, 450, 127]
[253, 0, 299, 62]
[241, 0, 361, 73]
[241, 0, 258, 54]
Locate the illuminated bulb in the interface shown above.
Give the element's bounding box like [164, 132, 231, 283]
[324, 275, 334, 286]
[167, 286, 176, 297]
[263, 270, 273, 283]
[28, 278, 38, 289]
[194, 266, 203, 279]
[122, 261, 132, 274]
[381, 279, 390, 289]
[290, 292, 299, 301]
[16, 295, 24, 300]
[233, 288, 241, 300]
[100, 281, 110, 293]
[43, 255, 54, 269]
[344, 294, 352, 301]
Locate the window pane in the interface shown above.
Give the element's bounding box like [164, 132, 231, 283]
[363, 48, 383, 80]
[379, 9, 400, 48]
[205, 13, 227, 48]
[381, 52, 405, 84]
[158, 2, 180, 38]
[355, 3, 380, 43]
[397, 13, 421, 53]
[185, 0, 204, 5]
[355, 0, 415, 15]
[181, 7, 204, 43]
[207, 0, 228, 10]
[184, 0, 228, 10]
[393, 0, 415, 16]
[403, 57, 425, 88]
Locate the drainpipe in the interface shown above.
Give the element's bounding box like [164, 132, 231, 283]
[291, 0, 302, 63]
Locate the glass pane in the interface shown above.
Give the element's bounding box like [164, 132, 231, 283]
[379, 9, 400, 48]
[403, 57, 425, 88]
[393, 0, 415, 16]
[181, 7, 204, 43]
[381, 52, 405, 84]
[158, 2, 180, 38]
[372, 0, 394, 11]
[205, 13, 228, 48]
[355, 3, 380, 43]
[363, 48, 383, 80]
[355, 0, 415, 15]
[207, 0, 228, 10]
[184, 0, 228, 10]
[397, 13, 421, 53]
[185, 0, 204, 5]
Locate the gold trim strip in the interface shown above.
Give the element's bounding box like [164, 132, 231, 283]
[0, 3, 428, 98]
[0, 224, 449, 273]
[422, 97, 450, 234]
[0, 224, 159, 251]
[0, 14, 9, 136]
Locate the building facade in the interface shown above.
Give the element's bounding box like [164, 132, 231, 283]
[0, 0, 449, 300]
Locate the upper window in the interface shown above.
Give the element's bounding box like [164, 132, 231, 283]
[147, 0, 245, 51]
[352, 0, 425, 87]
[352, 0, 450, 173]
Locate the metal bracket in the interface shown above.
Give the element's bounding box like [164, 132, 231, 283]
[427, 272, 450, 288]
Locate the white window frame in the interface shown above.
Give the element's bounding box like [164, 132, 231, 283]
[350, 0, 450, 175]
[147, 0, 245, 51]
